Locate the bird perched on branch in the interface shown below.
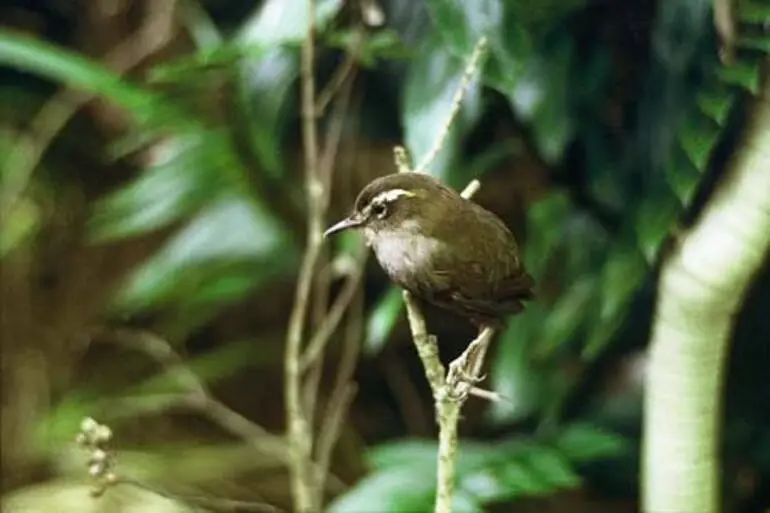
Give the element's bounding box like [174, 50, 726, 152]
[324, 172, 534, 331]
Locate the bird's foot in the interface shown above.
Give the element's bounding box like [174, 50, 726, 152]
[439, 359, 486, 402]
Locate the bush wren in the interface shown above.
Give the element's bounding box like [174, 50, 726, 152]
[324, 173, 534, 330]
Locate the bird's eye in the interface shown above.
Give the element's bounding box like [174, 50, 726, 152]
[371, 202, 388, 218]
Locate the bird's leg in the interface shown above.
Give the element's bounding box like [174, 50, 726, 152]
[442, 326, 496, 401]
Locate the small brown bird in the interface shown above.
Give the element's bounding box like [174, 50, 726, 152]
[324, 172, 534, 330]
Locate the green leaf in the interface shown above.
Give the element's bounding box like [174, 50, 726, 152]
[237, 0, 344, 45]
[89, 132, 236, 241]
[488, 308, 548, 424]
[0, 197, 39, 257]
[364, 287, 404, 356]
[598, 243, 646, 322]
[507, 37, 575, 163]
[521, 447, 581, 488]
[426, 0, 505, 55]
[677, 112, 721, 171]
[326, 29, 412, 67]
[536, 275, 597, 359]
[368, 440, 439, 470]
[459, 468, 510, 502]
[739, 0, 770, 23]
[634, 192, 682, 263]
[369, 439, 496, 472]
[522, 192, 572, 279]
[113, 195, 291, 314]
[402, 34, 484, 178]
[327, 467, 435, 513]
[736, 34, 770, 53]
[235, 48, 298, 177]
[715, 59, 761, 93]
[666, 148, 702, 205]
[555, 423, 627, 462]
[695, 87, 734, 126]
[232, 0, 344, 177]
[0, 33, 175, 124]
[148, 44, 265, 83]
[582, 243, 646, 358]
[498, 460, 553, 496]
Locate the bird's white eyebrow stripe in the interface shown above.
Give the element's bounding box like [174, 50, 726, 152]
[371, 188, 415, 204]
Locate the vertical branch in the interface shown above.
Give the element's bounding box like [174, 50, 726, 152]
[642, 69, 770, 513]
[284, 0, 321, 511]
[396, 36, 490, 513]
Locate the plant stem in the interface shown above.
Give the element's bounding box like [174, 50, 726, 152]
[284, 0, 322, 510]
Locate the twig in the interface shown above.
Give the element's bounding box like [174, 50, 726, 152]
[97, 329, 288, 462]
[402, 292, 445, 394]
[92, 328, 348, 491]
[315, 40, 360, 117]
[284, 0, 322, 503]
[285, 0, 367, 510]
[300, 254, 367, 370]
[76, 417, 283, 512]
[413, 37, 488, 174]
[304, 55, 358, 435]
[115, 477, 283, 512]
[313, 384, 356, 505]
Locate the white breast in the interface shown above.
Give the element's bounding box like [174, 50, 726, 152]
[367, 228, 443, 282]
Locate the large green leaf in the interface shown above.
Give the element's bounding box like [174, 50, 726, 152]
[237, 0, 343, 45]
[507, 36, 576, 163]
[231, 0, 343, 178]
[554, 422, 628, 462]
[488, 308, 549, 424]
[89, 131, 237, 241]
[335, 426, 624, 511]
[0, 33, 179, 126]
[327, 466, 435, 513]
[113, 194, 292, 316]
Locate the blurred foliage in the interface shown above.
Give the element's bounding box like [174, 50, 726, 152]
[1, 0, 769, 510]
[330, 423, 627, 512]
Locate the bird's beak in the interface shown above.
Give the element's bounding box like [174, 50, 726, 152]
[323, 214, 363, 238]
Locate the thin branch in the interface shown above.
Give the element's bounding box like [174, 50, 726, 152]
[300, 255, 367, 370]
[76, 417, 283, 512]
[413, 37, 488, 174]
[313, 384, 356, 505]
[304, 64, 359, 422]
[284, 0, 331, 510]
[315, 43, 360, 117]
[304, 59, 358, 434]
[113, 477, 283, 512]
[92, 328, 348, 491]
[402, 291, 445, 394]
[97, 329, 287, 461]
[315, 289, 364, 488]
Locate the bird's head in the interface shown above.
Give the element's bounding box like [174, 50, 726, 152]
[324, 173, 455, 242]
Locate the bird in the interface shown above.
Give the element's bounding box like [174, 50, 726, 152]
[324, 172, 534, 331]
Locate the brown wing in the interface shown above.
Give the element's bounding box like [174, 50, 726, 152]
[419, 201, 535, 322]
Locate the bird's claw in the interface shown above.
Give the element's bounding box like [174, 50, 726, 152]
[440, 361, 486, 402]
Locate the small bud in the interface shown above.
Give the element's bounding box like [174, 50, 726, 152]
[89, 461, 105, 478]
[94, 425, 112, 443]
[81, 417, 98, 434]
[89, 449, 108, 464]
